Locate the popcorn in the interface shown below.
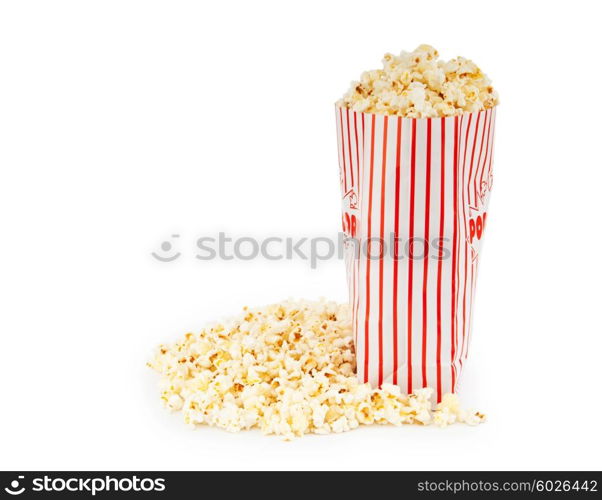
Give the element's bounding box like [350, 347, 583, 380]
[433, 393, 487, 427]
[337, 45, 498, 117]
[148, 299, 485, 439]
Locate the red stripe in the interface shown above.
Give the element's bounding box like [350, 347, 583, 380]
[466, 112, 481, 206]
[466, 258, 476, 359]
[421, 119, 432, 388]
[472, 110, 489, 203]
[377, 116, 388, 387]
[362, 113, 365, 162]
[486, 109, 497, 182]
[346, 108, 354, 187]
[352, 238, 357, 348]
[461, 115, 477, 367]
[461, 245, 468, 368]
[456, 114, 472, 372]
[392, 117, 402, 385]
[349, 163, 355, 350]
[454, 115, 465, 377]
[361, 113, 366, 207]
[336, 110, 343, 192]
[339, 107, 348, 192]
[363, 114, 376, 383]
[474, 110, 489, 204]
[407, 120, 417, 394]
[354, 111, 363, 353]
[479, 110, 493, 196]
[451, 116, 459, 391]
[354, 111, 360, 197]
[355, 112, 365, 359]
[354, 255, 360, 349]
[436, 117, 445, 402]
[351, 263, 355, 346]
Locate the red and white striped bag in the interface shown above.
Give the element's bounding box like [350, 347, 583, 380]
[336, 107, 496, 402]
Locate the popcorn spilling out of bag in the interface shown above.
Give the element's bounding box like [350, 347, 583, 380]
[337, 44, 498, 117]
[148, 299, 485, 439]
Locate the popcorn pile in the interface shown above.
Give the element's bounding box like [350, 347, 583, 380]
[148, 299, 485, 439]
[337, 44, 498, 117]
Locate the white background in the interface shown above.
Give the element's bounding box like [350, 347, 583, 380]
[1, 0, 601, 471]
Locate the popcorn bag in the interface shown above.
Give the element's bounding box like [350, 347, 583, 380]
[148, 44, 495, 437]
[336, 107, 496, 402]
